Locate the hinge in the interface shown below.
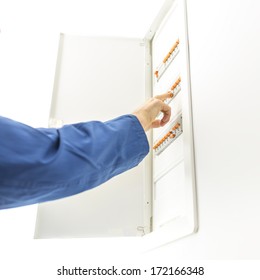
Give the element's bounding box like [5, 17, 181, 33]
[137, 226, 146, 236]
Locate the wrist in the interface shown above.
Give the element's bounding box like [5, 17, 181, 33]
[132, 112, 148, 131]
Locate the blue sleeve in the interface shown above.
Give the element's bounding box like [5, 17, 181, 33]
[0, 115, 149, 209]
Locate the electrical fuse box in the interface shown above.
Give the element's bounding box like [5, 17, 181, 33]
[148, 0, 197, 247]
[35, 0, 197, 247]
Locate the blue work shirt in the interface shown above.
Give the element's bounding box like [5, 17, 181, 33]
[0, 115, 149, 209]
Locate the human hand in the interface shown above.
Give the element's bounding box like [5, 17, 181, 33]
[133, 93, 172, 131]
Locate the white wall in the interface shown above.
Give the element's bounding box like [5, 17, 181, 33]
[147, 0, 260, 259]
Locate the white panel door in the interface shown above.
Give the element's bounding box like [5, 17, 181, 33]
[34, 35, 151, 238]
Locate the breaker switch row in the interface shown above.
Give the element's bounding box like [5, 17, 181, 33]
[163, 39, 180, 63]
[166, 76, 181, 103]
[154, 39, 180, 81]
[170, 76, 181, 91]
[153, 117, 183, 156]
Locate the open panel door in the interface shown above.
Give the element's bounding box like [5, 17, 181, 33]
[34, 35, 152, 238]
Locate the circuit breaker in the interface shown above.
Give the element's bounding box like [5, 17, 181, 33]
[35, 0, 197, 246]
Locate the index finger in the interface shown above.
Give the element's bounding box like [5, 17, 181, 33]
[154, 92, 173, 102]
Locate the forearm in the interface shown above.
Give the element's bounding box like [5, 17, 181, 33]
[0, 115, 149, 209]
